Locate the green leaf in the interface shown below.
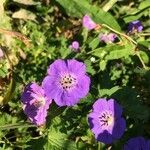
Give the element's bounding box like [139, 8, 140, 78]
[56, 0, 121, 31]
[139, 51, 149, 64]
[99, 86, 120, 97]
[92, 43, 135, 60]
[112, 87, 150, 121]
[123, 6, 150, 23]
[46, 128, 77, 150]
[2, 77, 16, 105]
[139, 0, 150, 10]
[89, 37, 100, 50]
[105, 47, 134, 60]
[138, 40, 150, 49]
[84, 59, 96, 75]
[99, 60, 107, 71]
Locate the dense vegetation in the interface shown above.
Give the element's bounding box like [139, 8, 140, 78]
[0, 0, 150, 149]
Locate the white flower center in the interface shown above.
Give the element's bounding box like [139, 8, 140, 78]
[34, 97, 45, 107]
[60, 74, 77, 90]
[99, 111, 114, 129]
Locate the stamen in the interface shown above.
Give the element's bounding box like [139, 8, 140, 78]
[34, 97, 45, 107]
[59, 74, 77, 90]
[99, 111, 114, 128]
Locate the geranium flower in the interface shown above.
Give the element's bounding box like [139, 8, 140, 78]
[128, 20, 143, 33]
[123, 137, 150, 150]
[88, 98, 126, 144]
[99, 33, 117, 43]
[42, 59, 91, 106]
[82, 15, 97, 30]
[69, 41, 80, 52]
[21, 82, 52, 126]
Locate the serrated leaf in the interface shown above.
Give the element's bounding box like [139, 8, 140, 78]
[46, 128, 77, 150]
[105, 48, 134, 60]
[56, 0, 121, 31]
[84, 60, 96, 75]
[92, 43, 135, 60]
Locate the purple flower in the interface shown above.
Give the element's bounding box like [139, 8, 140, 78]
[128, 20, 143, 33]
[69, 41, 80, 52]
[99, 33, 117, 43]
[82, 15, 97, 30]
[21, 82, 52, 126]
[42, 59, 90, 106]
[88, 98, 126, 144]
[0, 48, 4, 58]
[123, 137, 150, 150]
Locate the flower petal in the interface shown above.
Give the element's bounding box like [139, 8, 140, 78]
[47, 59, 68, 76]
[112, 118, 126, 139]
[66, 59, 86, 76]
[96, 130, 114, 144]
[92, 98, 108, 113]
[70, 75, 90, 98]
[108, 99, 123, 118]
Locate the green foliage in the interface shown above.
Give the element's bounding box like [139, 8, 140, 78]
[55, 0, 121, 31]
[0, 0, 150, 149]
[45, 128, 77, 150]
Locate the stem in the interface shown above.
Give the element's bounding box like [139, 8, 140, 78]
[102, 24, 137, 45]
[138, 33, 150, 36]
[98, 142, 101, 150]
[0, 123, 35, 130]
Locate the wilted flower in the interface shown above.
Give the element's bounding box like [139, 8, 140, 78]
[21, 82, 52, 126]
[88, 98, 126, 144]
[69, 41, 80, 52]
[128, 20, 143, 33]
[42, 59, 91, 106]
[99, 33, 117, 43]
[123, 137, 150, 150]
[82, 15, 97, 30]
[0, 48, 4, 58]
